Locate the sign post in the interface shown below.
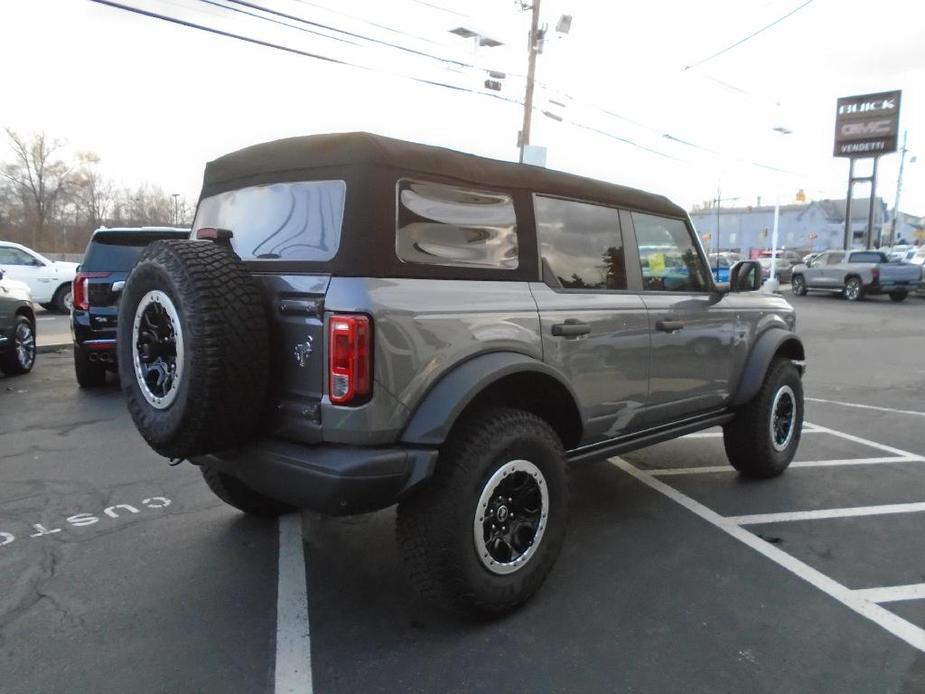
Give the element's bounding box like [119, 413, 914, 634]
[833, 90, 901, 249]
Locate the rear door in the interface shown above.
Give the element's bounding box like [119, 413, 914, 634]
[531, 195, 650, 441]
[193, 179, 347, 445]
[630, 212, 737, 426]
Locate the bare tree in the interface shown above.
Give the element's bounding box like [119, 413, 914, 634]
[1, 129, 73, 247]
[72, 152, 114, 228]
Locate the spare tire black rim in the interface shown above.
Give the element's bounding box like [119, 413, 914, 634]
[132, 290, 184, 409]
[474, 459, 549, 575]
[770, 385, 796, 452]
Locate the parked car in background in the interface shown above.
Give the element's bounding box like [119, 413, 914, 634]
[760, 249, 803, 267]
[0, 241, 78, 313]
[759, 257, 793, 283]
[0, 268, 36, 376]
[72, 227, 190, 387]
[887, 244, 912, 262]
[791, 250, 922, 302]
[707, 252, 742, 282]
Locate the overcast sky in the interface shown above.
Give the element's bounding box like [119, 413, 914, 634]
[1, 0, 923, 215]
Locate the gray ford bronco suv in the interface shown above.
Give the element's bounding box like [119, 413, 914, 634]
[117, 133, 805, 614]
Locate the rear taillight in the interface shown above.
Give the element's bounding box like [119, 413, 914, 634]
[73, 272, 110, 310]
[871, 267, 880, 283]
[328, 314, 371, 405]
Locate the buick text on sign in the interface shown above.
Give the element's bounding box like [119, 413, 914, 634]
[833, 90, 901, 157]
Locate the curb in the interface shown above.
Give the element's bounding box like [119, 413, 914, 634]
[37, 343, 72, 354]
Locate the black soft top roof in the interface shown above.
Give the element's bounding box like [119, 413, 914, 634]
[202, 132, 686, 219]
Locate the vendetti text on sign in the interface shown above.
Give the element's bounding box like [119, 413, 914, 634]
[833, 90, 902, 157]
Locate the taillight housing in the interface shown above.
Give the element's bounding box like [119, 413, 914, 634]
[73, 272, 110, 310]
[871, 267, 880, 283]
[328, 314, 371, 405]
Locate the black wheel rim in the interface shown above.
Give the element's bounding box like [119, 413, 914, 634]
[770, 385, 796, 451]
[15, 321, 35, 370]
[132, 291, 184, 409]
[474, 460, 548, 575]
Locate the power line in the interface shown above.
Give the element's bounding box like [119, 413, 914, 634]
[683, 0, 815, 71]
[290, 0, 454, 50]
[200, 0, 363, 48]
[224, 0, 474, 68]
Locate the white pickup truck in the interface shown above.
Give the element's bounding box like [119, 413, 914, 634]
[791, 250, 923, 302]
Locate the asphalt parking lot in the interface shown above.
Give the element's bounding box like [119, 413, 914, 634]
[2, 291, 924, 693]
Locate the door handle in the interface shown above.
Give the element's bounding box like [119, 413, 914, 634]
[655, 319, 685, 333]
[552, 319, 590, 337]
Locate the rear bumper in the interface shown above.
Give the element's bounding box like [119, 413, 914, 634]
[868, 280, 921, 293]
[191, 439, 438, 515]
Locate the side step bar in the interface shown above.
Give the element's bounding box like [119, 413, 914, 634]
[566, 411, 735, 465]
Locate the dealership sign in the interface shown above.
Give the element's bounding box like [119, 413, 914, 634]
[833, 90, 901, 157]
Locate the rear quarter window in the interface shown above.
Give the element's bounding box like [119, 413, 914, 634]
[194, 180, 346, 261]
[395, 179, 518, 269]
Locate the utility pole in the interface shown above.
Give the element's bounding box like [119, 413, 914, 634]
[890, 130, 909, 246]
[519, 0, 541, 163]
[172, 193, 180, 226]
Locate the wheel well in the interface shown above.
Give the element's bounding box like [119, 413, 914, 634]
[774, 337, 804, 363]
[844, 273, 862, 283]
[15, 305, 35, 326]
[457, 371, 583, 450]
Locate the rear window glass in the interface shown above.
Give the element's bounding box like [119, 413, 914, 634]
[396, 180, 518, 269]
[83, 237, 178, 271]
[849, 252, 887, 263]
[194, 181, 346, 261]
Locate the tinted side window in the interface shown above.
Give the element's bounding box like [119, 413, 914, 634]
[534, 196, 626, 290]
[633, 213, 709, 292]
[825, 252, 844, 265]
[396, 180, 518, 269]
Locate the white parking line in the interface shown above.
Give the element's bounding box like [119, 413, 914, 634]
[275, 513, 313, 694]
[611, 458, 925, 652]
[807, 397, 925, 418]
[649, 456, 925, 476]
[808, 423, 923, 459]
[854, 583, 925, 604]
[726, 502, 925, 526]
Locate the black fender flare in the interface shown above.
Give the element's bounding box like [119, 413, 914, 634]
[400, 351, 583, 446]
[730, 328, 805, 407]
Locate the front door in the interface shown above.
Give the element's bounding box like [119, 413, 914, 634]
[532, 196, 650, 443]
[629, 211, 737, 426]
[0, 246, 54, 303]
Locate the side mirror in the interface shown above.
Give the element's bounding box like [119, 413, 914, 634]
[729, 260, 762, 292]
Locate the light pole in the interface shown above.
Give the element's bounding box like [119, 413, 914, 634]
[172, 193, 180, 226]
[762, 126, 793, 292]
[519, 0, 541, 163]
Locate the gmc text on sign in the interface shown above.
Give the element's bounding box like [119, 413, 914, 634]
[833, 90, 901, 157]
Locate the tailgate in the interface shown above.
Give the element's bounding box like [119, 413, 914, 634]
[86, 271, 129, 333]
[252, 273, 330, 444]
[880, 264, 922, 284]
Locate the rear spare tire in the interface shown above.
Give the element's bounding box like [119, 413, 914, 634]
[117, 240, 270, 459]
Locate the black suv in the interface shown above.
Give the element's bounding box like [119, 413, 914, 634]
[72, 227, 189, 387]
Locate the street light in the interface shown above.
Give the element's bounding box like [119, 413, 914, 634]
[171, 193, 180, 226]
[761, 125, 793, 293]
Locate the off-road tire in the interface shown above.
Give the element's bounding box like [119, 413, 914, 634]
[52, 283, 72, 313]
[200, 464, 294, 517]
[0, 316, 35, 376]
[117, 240, 270, 459]
[74, 346, 107, 388]
[724, 357, 803, 478]
[396, 407, 569, 616]
[844, 276, 864, 301]
[791, 274, 807, 296]
[889, 291, 908, 302]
